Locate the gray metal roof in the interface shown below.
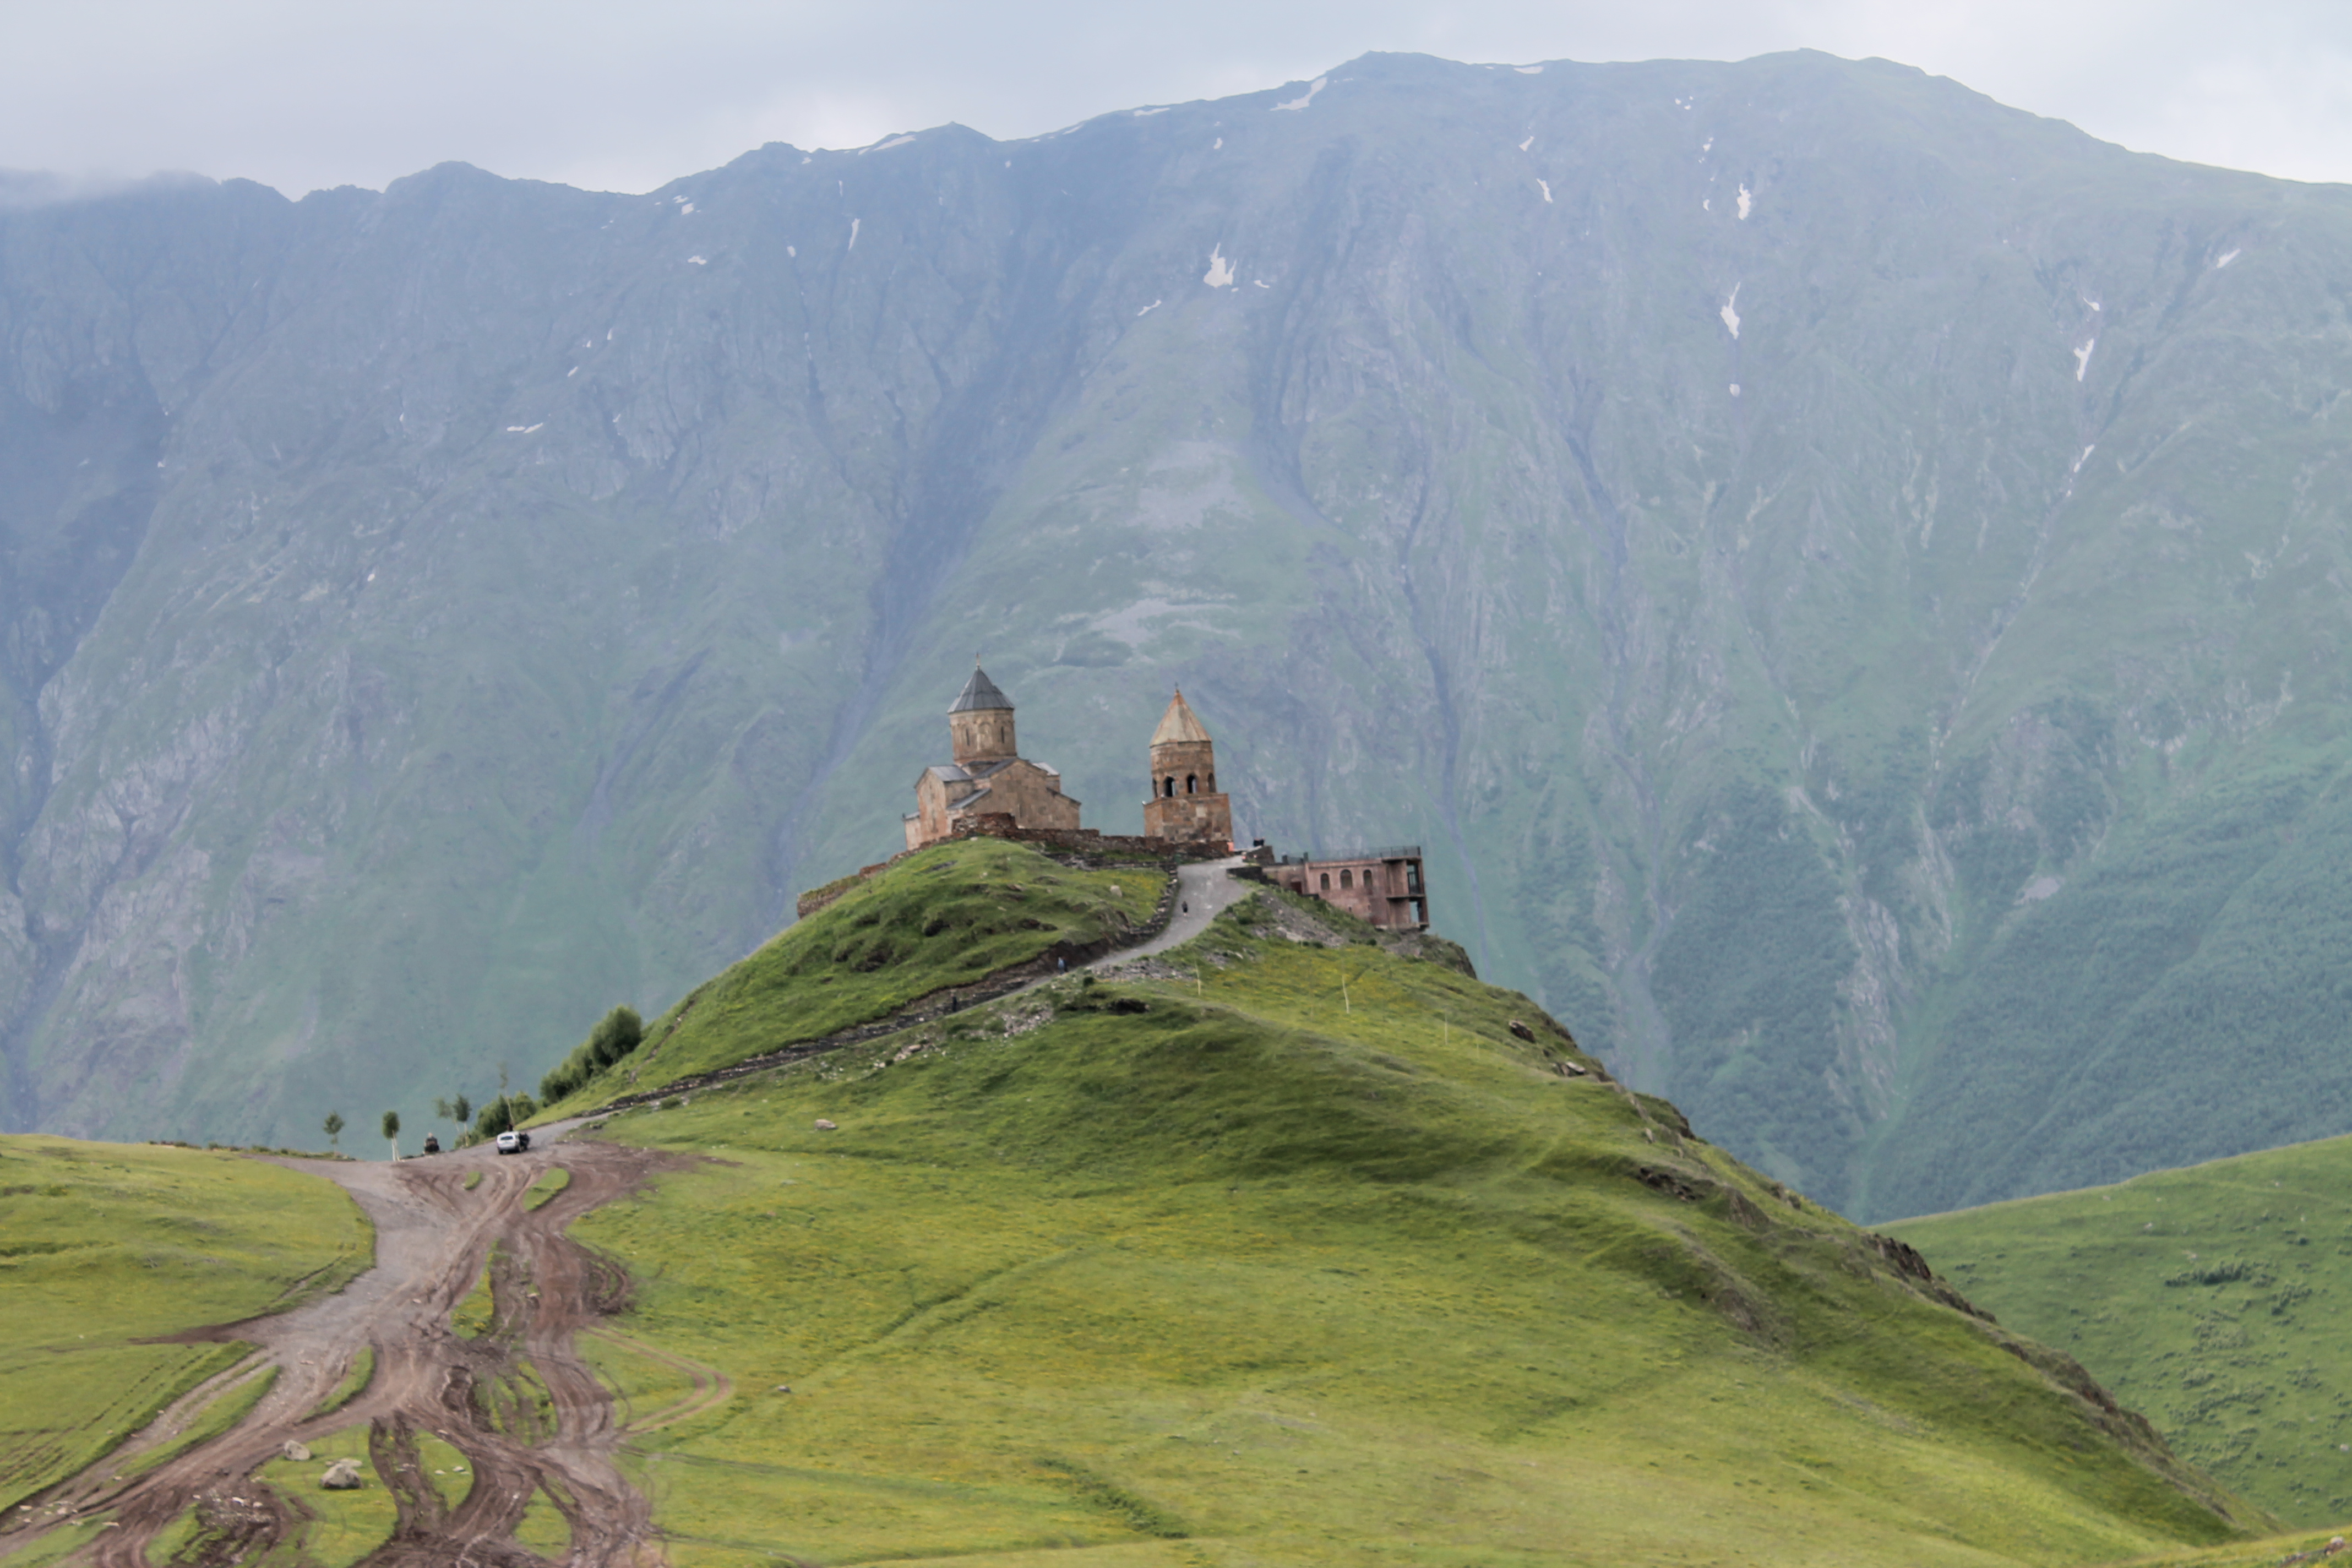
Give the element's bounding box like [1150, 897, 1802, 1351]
[949, 666, 1014, 713]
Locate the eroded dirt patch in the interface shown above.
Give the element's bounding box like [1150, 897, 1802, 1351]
[0, 1137, 689, 1567]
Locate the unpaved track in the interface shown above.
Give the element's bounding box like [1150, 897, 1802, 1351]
[1, 1135, 689, 1567]
[1108, 856, 1246, 959]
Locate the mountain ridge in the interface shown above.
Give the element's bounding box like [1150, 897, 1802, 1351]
[1, 49, 2348, 1227]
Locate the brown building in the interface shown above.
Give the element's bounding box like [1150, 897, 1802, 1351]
[1266, 847, 1429, 930]
[1139, 688, 1234, 848]
[903, 666, 1082, 851]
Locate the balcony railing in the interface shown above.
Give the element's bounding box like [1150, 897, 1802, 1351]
[1271, 845, 1423, 866]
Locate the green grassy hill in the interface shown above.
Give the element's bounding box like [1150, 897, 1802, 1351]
[536, 840, 1166, 1112]
[557, 863, 2272, 1566]
[1893, 1134, 2352, 1527]
[0, 1138, 371, 1517]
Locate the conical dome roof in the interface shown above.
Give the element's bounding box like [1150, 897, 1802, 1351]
[1151, 688, 1212, 745]
[949, 665, 1014, 713]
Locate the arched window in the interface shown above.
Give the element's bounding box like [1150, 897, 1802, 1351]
[1163, 777, 1175, 797]
[1185, 775, 1196, 794]
[1319, 872, 1330, 891]
[1340, 868, 1353, 889]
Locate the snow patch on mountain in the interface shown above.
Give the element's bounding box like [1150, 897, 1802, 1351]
[1272, 78, 1326, 112]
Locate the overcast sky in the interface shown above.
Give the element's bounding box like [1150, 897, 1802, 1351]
[5, 1, 2349, 198]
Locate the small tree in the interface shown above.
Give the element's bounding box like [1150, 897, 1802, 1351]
[433, 1094, 474, 1137]
[323, 1111, 345, 1152]
[381, 1110, 400, 1159]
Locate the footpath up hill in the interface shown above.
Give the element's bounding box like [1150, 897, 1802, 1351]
[1895, 1133, 2352, 1528]
[554, 851, 2271, 1567]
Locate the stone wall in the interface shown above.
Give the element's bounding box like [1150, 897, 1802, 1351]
[960, 761, 1081, 834]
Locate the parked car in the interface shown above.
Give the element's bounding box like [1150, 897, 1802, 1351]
[495, 1129, 531, 1155]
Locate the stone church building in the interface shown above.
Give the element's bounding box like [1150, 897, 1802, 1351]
[903, 671, 1238, 853]
[877, 666, 1427, 931]
[902, 666, 1083, 851]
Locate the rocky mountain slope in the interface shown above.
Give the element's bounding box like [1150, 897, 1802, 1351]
[2, 51, 2350, 1220]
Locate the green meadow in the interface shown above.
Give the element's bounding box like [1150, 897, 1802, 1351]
[562, 863, 2268, 1566]
[0, 1137, 371, 1516]
[1894, 1133, 2352, 1525]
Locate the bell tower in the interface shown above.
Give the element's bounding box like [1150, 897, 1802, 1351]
[948, 664, 1017, 765]
[1142, 687, 1233, 846]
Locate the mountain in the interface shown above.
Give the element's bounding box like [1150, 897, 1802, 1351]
[0, 850, 2279, 1564]
[1893, 1131, 2352, 1526]
[3, 50, 2351, 1221]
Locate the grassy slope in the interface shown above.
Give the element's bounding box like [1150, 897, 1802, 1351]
[1893, 1133, 2352, 1526]
[0, 1137, 371, 1514]
[571, 882, 2265, 1567]
[539, 840, 1166, 1112]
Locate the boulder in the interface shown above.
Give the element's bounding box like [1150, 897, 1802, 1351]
[320, 1458, 363, 1490]
[280, 1440, 311, 1462]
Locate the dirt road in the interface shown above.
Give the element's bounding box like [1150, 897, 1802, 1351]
[1108, 854, 1247, 959]
[2, 1135, 688, 1567]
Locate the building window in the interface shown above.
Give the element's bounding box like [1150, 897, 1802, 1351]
[1163, 777, 1175, 797]
[1340, 868, 1353, 889]
[1319, 872, 1330, 891]
[1185, 774, 1196, 794]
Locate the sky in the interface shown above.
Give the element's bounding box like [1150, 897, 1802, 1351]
[3, 1, 2349, 198]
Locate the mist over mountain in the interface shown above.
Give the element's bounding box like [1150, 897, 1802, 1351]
[2, 49, 2348, 1220]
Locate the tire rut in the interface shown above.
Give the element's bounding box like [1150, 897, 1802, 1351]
[0, 1137, 691, 1568]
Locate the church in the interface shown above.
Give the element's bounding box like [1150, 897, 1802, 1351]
[870, 666, 1428, 932]
[902, 668, 1233, 852]
[902, 666, 1084, 852]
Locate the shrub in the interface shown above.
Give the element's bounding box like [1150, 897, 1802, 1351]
[540, 1005, 646, 1103]
[589, 1006, 643, 1068]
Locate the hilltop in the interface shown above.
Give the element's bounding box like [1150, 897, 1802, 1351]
[1893, 1132, 2352, 1527]
[526, 846, 2269, 1565]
